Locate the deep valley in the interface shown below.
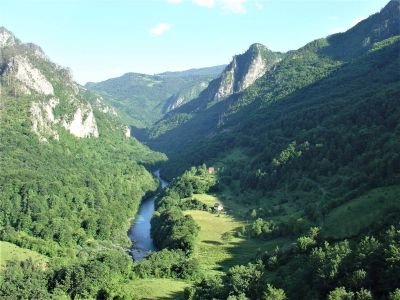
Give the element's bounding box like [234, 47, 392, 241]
[1, 1, 400, 299]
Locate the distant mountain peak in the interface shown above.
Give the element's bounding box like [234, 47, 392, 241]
[323, 0, 400, 59]
[0, 26, 18, 47]
[208, 43, 283, 101]
[380, 0, 399, 18]
[157, 65, 226, 78]
[387, 0, 400, 6]
[248, 43, 268, 51]
[86, 65, 225, 126]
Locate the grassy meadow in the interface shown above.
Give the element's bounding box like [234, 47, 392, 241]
[185, 193, 290, 275]
[125, 278, 189, 300]
[192, 193, 220, 207]
[0, 241, 48, 269]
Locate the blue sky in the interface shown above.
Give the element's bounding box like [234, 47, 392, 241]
[0, 0, 388, 84]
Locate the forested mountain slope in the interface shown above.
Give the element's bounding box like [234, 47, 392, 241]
[147, 0, 400, 249]
[147, 43, 284, 139]
[146, 2, 400, 298]
[86, 65, 225, 127]
[0, 26, 166, 257]
[148, 0, 400, 181]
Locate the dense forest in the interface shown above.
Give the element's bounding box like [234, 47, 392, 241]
[0, 28, 166, 299]
[186, 224, 400, 299]
[0, 91, 164, 255]
[145, 0, 400, 181]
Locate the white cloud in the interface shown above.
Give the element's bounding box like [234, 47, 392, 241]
[255, 0, 263, 10]
[221, 0, 247, 14]
[193, 0, 215, 8]
[166, 0, 184, 3]
[192, 0, 247, 13]
[149, 23, 172, 36]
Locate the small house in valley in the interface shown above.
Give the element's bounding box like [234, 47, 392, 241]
[213, 203, 224, 212]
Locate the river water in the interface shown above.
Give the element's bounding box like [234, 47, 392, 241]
[128, 170, 168, 260]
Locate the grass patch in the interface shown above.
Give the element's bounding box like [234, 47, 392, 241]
[125, 278, 189, 300]
[192, 193, 220, 207]
[184, 210, 288, 275]
[322, 185, 400, 239]
[0, 241, 48, 269]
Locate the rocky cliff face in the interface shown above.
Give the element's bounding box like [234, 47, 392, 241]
[124, 125, 131, 138]
[0, 27, 125, 141]
[62, 104, 99, 138]
[147, 44, 285, 140]
[0, 27, 17, 48]
[207, 43, 284, 101]
[5, 55, 54, 95]
[163, 81, 209, 113]
[30, 98, 60, 142]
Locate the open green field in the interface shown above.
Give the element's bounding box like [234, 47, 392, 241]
[125, 278, 189, 300]
[322, 185, 400, 239]
[184, 210, 289, 275]
[192, 193, 220, 207]
[0, 241, 48, 269]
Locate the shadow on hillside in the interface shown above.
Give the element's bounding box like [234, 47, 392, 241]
[131, 127, 149, 142]
[220, 239, 268, 272]
[217, 231, 289, 274]
[203, 240, 223, 245]
[156, 290, 186, 300]
[211, 194, 290, 273]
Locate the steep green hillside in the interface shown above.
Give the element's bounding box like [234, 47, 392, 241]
[153, 6, 400, 239]
[141, 2, 400, 298]
[85, 65, 225, 127]
[147, 44, 284, 139]
[0, 27, 166, 258]
[0, 27, 171, 299]
[149, 0, 400, 181]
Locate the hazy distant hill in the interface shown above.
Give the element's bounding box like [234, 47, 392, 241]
[85, 65, 225, 127]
